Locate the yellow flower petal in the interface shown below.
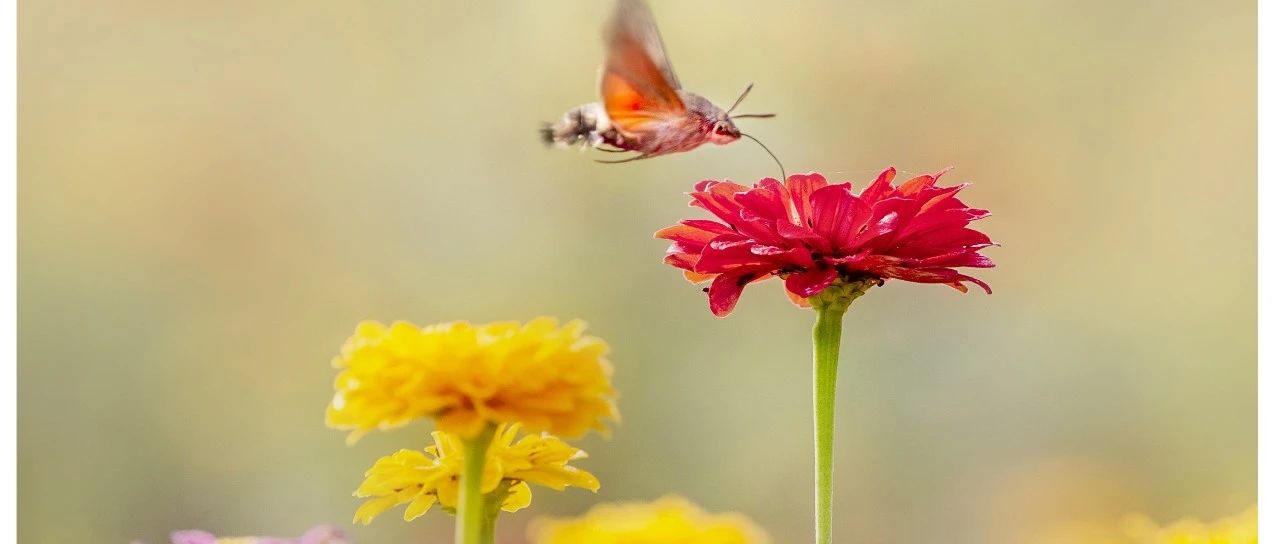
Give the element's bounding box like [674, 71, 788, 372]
[436, 477, 460, 509]
[529, 496, 769, 544]
[350, 424, 598, 525]
[353, 496, 400, 526]
[438, 408, 487, 438]
[501, 482, 532, 513]
[402, 494, 438, 522]
[1120, 505, 1256, 544]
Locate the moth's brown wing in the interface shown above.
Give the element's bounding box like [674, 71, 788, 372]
[601, 0, 686, 134]
[607, 0, 680, 89]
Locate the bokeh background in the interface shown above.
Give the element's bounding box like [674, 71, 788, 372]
[18, 1, 1256, 542]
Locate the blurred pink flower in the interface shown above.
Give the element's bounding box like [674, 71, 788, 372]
[166, 526, 347, 544]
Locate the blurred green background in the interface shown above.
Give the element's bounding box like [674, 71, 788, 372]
[18, 1, 1256, 542]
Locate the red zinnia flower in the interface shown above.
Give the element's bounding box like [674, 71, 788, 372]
[656, 168, 995, 317]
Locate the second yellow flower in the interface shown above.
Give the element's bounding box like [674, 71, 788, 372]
[327, 317, 618, 442]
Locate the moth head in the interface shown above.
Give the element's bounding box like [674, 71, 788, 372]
[710, 118, 741, 145]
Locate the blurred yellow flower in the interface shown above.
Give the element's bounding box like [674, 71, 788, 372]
[529, 496, 769, 544]
[353, 423, 599, 525]
[1119, 505, 1256, 544]
[326, 317, 617, 442]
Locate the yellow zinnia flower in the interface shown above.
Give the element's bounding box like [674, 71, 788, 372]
[353, 423, 599, 525]
[1119, 505, 1256, 544]
[327, 317, 617, 442]
[529, 496, 769, 544]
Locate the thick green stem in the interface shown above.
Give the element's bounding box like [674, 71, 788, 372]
[812, 304, 846, 544]
[807, 277, 874, 544]
[456, 425, 497, 544]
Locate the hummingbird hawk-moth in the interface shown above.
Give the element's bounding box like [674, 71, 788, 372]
[541, 0, 781, 171]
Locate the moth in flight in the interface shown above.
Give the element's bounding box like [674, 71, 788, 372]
[541, 0, 781, 171]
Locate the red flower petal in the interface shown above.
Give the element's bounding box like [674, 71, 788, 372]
[809, 183, 871, 250]
[893, 227, 993, 257]
[785, 173, 828, 225]
[662, 252, 698, 271]
[684, 270, 715, 283]
[836, 253, 916, 272]
[958, 274, 992, 294]
[655, 220, 734, 246]
[735, 209, 789, 245]
[919, 251, 995, 268]
[846, 199, 909, 249]
[784, 287, 813, 309]
[737, 177, 790, 223]
[919, 183, 967, 212]
[877, 267, 992, 293]
[896, 173, 937, 196]
[894, 206, 987, 244]
[775, 220, 830, 253]
[784, 267, 838, 298]
[708, 270, 767, 317]
[858, 167, 897, 201]
[689, 181, 751, 227]
[695, 236, 773, 273]
[877, 266, 960, 284]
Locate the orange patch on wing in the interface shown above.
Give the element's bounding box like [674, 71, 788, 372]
[600, 17, 685, 134]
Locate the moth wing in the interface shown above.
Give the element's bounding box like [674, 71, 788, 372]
[601, 0, 686, 134]
[608, 0, 681, 89]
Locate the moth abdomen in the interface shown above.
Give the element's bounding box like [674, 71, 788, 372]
[542, 102, 613, 149]
[538, 123, 557, 146]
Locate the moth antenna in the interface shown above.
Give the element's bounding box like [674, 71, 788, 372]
[726, 83, 755, 114]
[731, 113, 776, 119]
[739, 132, 786, 180]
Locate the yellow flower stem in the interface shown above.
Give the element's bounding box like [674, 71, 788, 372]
[478, 511, 497, 544]
[811, 303, 844, 544]
[477, 482, 510, 544]
[456, 425, 497, 544]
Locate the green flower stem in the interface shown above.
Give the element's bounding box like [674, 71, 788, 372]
[456, 425, 497, 544]
[478, 508, 497, 544]
[812, 303, 845, 544]
[809, 278, 873, 544]
[477, 482, 511, 544]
